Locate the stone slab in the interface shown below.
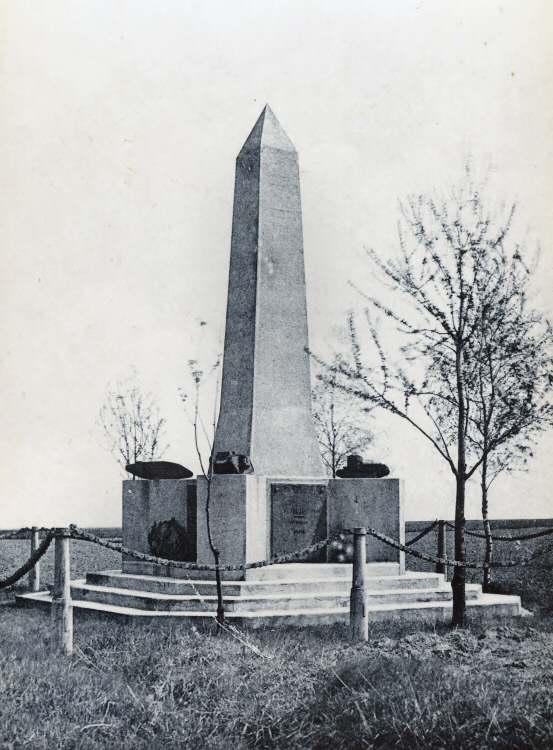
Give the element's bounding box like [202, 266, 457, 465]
[270, 482, 327, 560]
[67, 580, 481, 613]
[327, 478, 405, 572]
[17, 589, 524, 626]
[122, 479, 197, 574]
[86, 570, 446, 596]
[196, 474, 268, 572]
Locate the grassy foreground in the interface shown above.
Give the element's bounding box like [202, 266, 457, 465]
[1, 609, 553, 749]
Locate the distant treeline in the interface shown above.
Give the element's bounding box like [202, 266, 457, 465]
[0, 527, 122, 538]
[2, 520, 552, 538]
[82, 527, 123, 538]
[406, 518, 553, 532]
[45, 520, 553, 536]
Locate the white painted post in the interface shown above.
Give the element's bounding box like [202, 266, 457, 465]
[51, 529, 73, 656]
[29, 527, 40, 592]
[436, 520, 447, 578]
[350, 527, 368, 642]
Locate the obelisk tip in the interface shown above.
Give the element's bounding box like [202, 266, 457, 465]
[239, 105, 296, 154]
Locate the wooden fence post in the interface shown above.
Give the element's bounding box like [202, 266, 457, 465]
[436, 520, 447, 578]
[350, 527, 368, 642]
[51, 529, 73, 656]
[28, 527, 40, 592]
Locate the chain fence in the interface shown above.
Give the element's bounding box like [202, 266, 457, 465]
[0, 533, 53, 590]
[68, 525, 350, 572]
[367, 525, 553, 569]
[443, 520, 553, 543]
[3, 518, 552, 658]
[0, 527, 53, 542]
[405, 520, 438, 546]
[2, 519, 553, 593]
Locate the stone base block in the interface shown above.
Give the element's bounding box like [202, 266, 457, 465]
[120, 475, 405, 579]
[327, 478, 405, 573]
[122, 479, 197, 574]
[196, 474, 269, 573]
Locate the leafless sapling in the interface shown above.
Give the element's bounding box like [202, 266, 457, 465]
[99, 375, 169, 476]
[312, 358, 374, 477]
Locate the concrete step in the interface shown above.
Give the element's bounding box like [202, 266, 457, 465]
[69, 580, 482, 613]
[16, 590, 523, 626]
[122, 561, 403, 581]
[86, 570, 447, 597]
[241, 562, 401, 581]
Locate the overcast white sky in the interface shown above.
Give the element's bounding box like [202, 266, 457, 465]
[1, 1, 552, 527]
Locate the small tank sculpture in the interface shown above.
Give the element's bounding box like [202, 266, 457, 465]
[336, 454, 390, 479]
[125, 461, 193, 480]
[213, 451, 254, 475]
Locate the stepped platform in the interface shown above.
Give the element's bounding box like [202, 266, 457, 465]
[16, 564, 524, 626]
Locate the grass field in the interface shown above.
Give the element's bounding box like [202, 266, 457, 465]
[1, 610, 553, 749]
[1, 528, 553, 748]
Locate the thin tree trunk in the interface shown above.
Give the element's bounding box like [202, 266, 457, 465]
[451, 475, 466, 626]
[451, 340, 467, 627]
[481, 454, 493, 592]
[205, 467, 225, 627]
[330, 402, 337, 478]
[212, 550, 225, 626]
[209, 379, 225, 626]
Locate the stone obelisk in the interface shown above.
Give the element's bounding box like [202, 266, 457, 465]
[213, 105, 324, 477]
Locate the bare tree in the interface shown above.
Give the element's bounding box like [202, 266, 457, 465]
[99, 375, 169, 475]
[312, 360, 373, 477]
[321, 171, 527, 626]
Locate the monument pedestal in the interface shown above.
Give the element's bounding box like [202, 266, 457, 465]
[327, 479, 405, 574]
[121, 475, 405, 578]
[196, 475, 269, 574]
[21, 478, 523, 625]
[40, 476, 520, 621]
[121, 479, 197, 576]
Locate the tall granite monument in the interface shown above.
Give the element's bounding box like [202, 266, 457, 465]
[213, 105, 324, 477]
[122, 106, 404, 578]
[19, 107, 523, 626]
